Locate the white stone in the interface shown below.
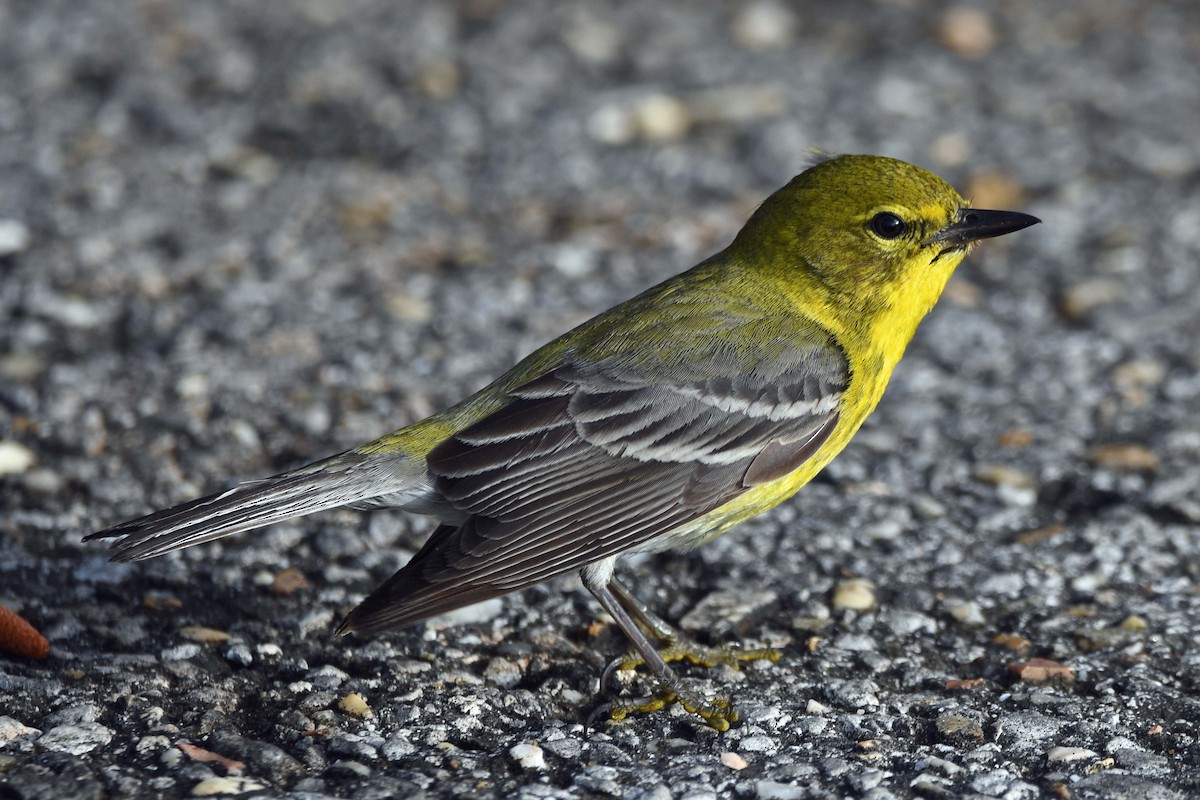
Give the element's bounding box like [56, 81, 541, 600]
[1047, 746, 1098, 762]
[0, 219, 30, 255]
[756, 780, 807, 800]
[509, 741, 547, 770]
[0, 716, 40, 742]
[160, 643, 201, 661]
[192, 776, 267, 796]
[38, 722, 114, 755]
[0, 441, 35, 476]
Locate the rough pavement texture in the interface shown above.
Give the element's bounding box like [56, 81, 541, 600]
[3, 1, 1200, 798]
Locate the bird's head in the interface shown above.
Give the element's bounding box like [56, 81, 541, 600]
[735, 154, 1039, 322]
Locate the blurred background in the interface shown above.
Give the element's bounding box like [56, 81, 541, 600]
[2, 2, 1199, 798]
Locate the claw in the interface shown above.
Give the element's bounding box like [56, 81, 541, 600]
[585, 701, 615, 730]
[600, 654, 633, 695]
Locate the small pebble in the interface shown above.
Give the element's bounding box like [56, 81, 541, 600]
[0, 352, 45, 382]
[1048, 746, 1098, 763]
[924, 756, 965, 776]
[386, 292, 434, 324]
[338, 692, 375, 719]
[0, 441, 35, 476]
[974, 464, 1037, 506]
[21, 467, 63, 495]
[831, 578, 876, 611]
[225, 644, 254, 667]
[1009, 658, 1074, 683]
[484, 657, 524, 688]
[805, 699, 830, 715]
[307, 664, 349, 688]
[937, 7, 996, 57]
[731, 2, 797, 50]
[936, 714, 985, 745]
[755, 780, 807, 800]
[687, 84, 787, 125]
[0, 716, 40, 742]
[180, 626, 231, 644]
[0, 603, 50, 659]
[509, 742, 547, 771]
[1076, 615, 1148, 652]
[634, 94, 690, 143]
[417, 61, 460, 100]
[561, 15, 622, 65]
[929, 132, 970, 167]
[720, 751, 748, 770]
[973, 464, 1036, 490]
[136, 735, 172, 754]
[38, 722, 114, 755]
[192, 777, 266, 796]
[1016, 524, 1066, 546]
[178, 741, 246, 775]
[382, 736, 418, 760]
[328, 759, 372, 778]
[964, 170, 1024, 209]
[587, 105, 637, 146]
[996, 428, 1034, 448]
[161, 644, 201, 661]
[992, 633, 1033, 655]
[1059, 278, 1122, 320]
[738, 735, 778, 754]
[1087, 443, 1159, 472]
[269, 568, 310, 595]
[0, 219, 30, 255]
[1112, 360, 1165, 403]
[328, 734, 378, 762]
[944, 599, 986, 626]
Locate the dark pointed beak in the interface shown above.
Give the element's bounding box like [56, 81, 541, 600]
[927, 208, 1041, 248]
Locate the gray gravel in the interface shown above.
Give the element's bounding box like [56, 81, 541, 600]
[3, 1, 1200, 798]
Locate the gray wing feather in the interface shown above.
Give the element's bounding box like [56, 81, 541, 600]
[341, 332, 849, 635]
[86, 451, 422, 561]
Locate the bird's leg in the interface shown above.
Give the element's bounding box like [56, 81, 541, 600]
[584, 572, 780, 731]
[584, 573, 738, 731]
[607, 577, 781, 672]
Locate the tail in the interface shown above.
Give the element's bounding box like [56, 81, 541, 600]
[85, 451, 427, 562]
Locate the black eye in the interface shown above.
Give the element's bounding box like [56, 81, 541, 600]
[870, 212, 907, 239]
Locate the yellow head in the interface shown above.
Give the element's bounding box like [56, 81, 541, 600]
[733, 154, 1038, 353]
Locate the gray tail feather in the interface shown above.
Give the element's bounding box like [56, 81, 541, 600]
[85, 453, 405, 562]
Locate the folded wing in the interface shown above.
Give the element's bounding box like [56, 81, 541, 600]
[341, 332, 849, 634]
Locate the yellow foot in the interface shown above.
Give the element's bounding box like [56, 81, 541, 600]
[597, 640, 779, 731]
[606, 686, 740, 732]
[588, 579, 782, 732]
[609, 639, 781, 674]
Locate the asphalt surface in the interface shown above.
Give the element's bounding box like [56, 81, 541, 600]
[2, 1, 1200, 798]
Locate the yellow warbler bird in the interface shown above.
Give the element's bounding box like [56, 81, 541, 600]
[87, 154, 1038, 729]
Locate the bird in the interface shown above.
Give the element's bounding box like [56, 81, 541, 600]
[86, 154, 1040, 729]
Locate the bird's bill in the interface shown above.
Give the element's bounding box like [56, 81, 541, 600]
[926, 208, 1041, 248]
